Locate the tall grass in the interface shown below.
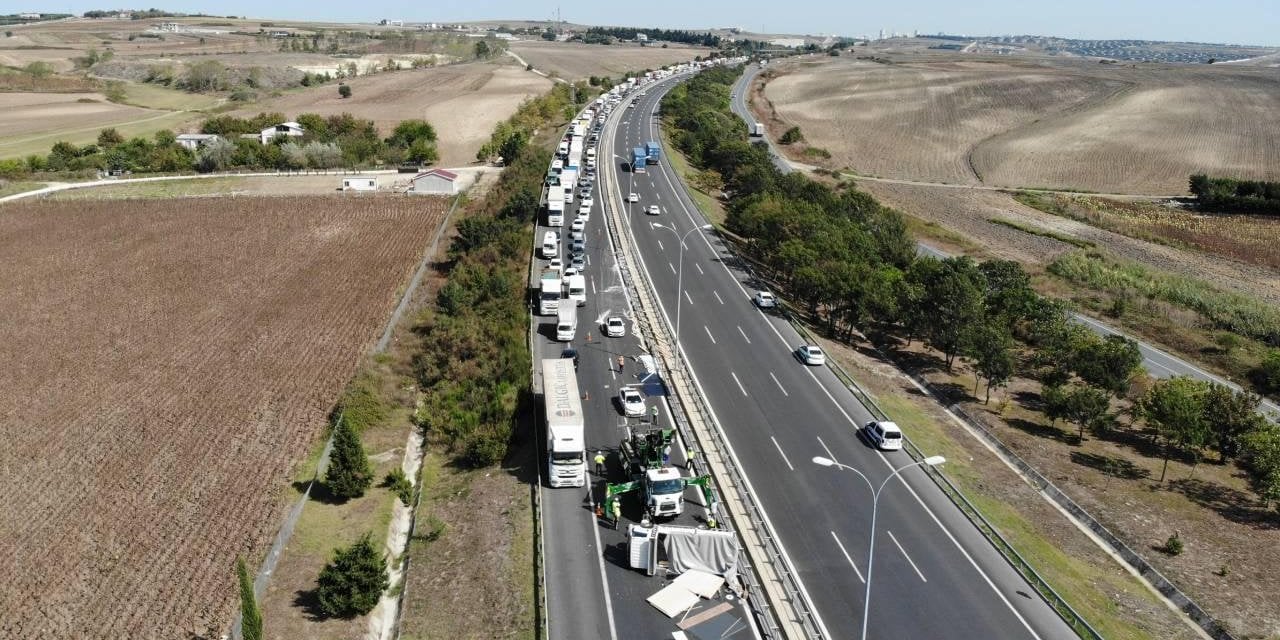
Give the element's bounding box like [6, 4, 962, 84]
[1049, 251, 1280, 346]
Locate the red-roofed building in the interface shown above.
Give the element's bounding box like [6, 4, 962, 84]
[411, 168, 459, 195]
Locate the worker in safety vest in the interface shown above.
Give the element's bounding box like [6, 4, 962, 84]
[611, 499, 621, 530]
[593, 451, 606, 476]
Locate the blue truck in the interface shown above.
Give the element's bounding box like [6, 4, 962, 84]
[645, 141, 660, 165]
[631, 147, 648, 173]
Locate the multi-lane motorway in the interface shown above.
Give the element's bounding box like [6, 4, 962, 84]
[533, 67, 1083, 638]
[730, 63, 1279, 422]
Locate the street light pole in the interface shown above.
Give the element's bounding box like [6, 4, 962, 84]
[812, 454, 945, 640]
[651, 222, 711, 373]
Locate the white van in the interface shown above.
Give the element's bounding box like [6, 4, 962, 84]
[565, 274, 586, 307]
[864, 421, 903, 451]
[541, 231, 558, 259]
[555, 305, 578, 341]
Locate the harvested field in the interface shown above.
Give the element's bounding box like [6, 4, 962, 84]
[0, 195, 447, 639]
[0, 92, 169, 146]
[509, 40, 706, 81]
[231, 61, 551, 167]
[762, 56, 1280, 194]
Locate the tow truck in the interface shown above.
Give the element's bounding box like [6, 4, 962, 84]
[604, 425, 716, 523]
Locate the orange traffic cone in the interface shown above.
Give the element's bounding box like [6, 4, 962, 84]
[587, 332, 593, 342]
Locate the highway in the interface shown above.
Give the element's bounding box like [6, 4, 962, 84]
[532, 79, 749, 639]
[731, 64, 1280, 421]
[607, 71, 1077, 638]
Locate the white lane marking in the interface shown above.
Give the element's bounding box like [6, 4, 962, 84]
[771, 436, 795, 471]
[657, 239, 664, 252]
[830, 531, 866, 583]
[586, 254, 591, 266]
[589, 506, 620, 640]
[683, 290, 693, 306]
[695, 262, 704, 275]
[668, 262, 676, 275]
[816, 436, 838, 464]
[591, 278, 597, 295]
[769, 372, 789, 397]
[713, 290, 724, 305]
[737, 325, 751, 344]
[887, 530, 927, 582]
[704, 325, 716, 344]
[730, 371, 748, 396]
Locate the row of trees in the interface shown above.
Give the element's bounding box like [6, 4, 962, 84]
[584, 26, 721, 47]
[662, 65, 1280, 511]
[1189, 174, 1280, 216]
[0, 112, 440, 179]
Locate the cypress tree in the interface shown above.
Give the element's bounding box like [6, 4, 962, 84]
[316, 533, 388, 618]
[325, 418, 373, 500]
[237, 557, 262, 640]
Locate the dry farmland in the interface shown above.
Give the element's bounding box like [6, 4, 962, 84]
[0, 195, 446, 639]
[509, 40, 706, 81]
[231, 61, 551, 166]
[761, 56, 1280, 194]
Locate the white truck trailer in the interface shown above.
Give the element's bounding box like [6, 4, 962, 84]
[547, 188, 565, 226]
[542, 359, 586, 488]
[539, 268, 562, 316]
[564, 274, 586, 306]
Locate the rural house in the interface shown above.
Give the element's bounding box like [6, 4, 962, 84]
[259, 122, 305, 145]
[341, 176, 378, 191]
[175, 133, 222, 151]
[411, 168, 458, 195]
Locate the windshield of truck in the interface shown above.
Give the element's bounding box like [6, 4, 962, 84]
[570, 287, 585, 297]
[540, 291, 560, 300]
[551, 451, 583, 464]
[650, 479, 683, 495]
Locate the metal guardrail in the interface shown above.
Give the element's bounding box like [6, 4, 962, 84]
[786, 319, 1107, 640]
[601, 75, 825, 640]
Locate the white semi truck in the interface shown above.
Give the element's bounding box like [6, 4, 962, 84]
[555, 305, 577, 342]
[539, 268, 561, 316]
[542, 359, 586, 488]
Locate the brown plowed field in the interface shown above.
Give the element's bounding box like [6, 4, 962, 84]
[0, 195, 447, 639]
[763, 57, 1280, 194]
[509, 40, 706, 80]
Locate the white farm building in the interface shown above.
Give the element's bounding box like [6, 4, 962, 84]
[410, 168, 458, 195]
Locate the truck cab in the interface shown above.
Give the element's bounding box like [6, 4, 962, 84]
[643, 467, 685, 518]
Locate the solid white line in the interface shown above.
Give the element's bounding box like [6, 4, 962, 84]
[730, 371, 748, 396]
[737, 325, 751, 344]
[589, 508, 620, 640]
[887, 530, 927, 582]
[830, 531, 866, 583]
[668, 262, 676, 275]
[771, 436, 795, 471]
[769, 372, 789, 397]
[684, 290, 693, 306]
[712, 290, 724, 305]
[816, 436, 838, 465]
[704, 325, 717, 344]
[695, 262, 704, 275]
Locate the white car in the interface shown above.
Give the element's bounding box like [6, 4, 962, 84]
[619, 387, 645, 417]
[605, 316, 626, 338]
[548, 256, 563, 272]
[864, 421, 903, 451]
[563, 267, 579, 278]
[571, 218, 586, 232]
[577, 205, 591, 220]
[754, 291, 777, 308]
[627, 193, 640, 203]
[797, 344, 825, 366]
[569, 229, 584, 242]
[646, 204, 660, 215]
[570, 253, 586, 272]
[581, 197, 594, 210]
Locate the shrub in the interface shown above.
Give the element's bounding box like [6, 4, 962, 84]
[236, 557, 262, 640]
[779, 126, 804, 144]
[1253, 350, 1280, 395]
[1162, 532, 1184, 555]
[315, 533, 388, 618]
[338, 84, 352, 98]
[383, 468, 413, 506]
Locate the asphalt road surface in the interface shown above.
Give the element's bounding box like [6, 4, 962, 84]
[610, 72, 1076, 639]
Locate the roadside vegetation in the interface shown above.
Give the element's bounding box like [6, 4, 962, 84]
[662, 63, 1280, 636]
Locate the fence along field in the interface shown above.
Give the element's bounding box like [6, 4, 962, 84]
[763, 57, 1280, 194]
[0, 195, 447, 639]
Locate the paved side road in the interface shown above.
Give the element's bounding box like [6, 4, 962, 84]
[731, 64, 1278, 421]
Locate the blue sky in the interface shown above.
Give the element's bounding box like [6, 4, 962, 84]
[50, 1, 1279, 46]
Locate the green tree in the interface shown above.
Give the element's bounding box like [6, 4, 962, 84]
[387, 119, 437, 147]
[497, 129, 527, 165]
[474, 40, 490, 58]
[1062, 385, 1113, 443]
[315, 533, 388, 618]
[1042, 384, 1071, 428]
[153, 129, 177, 148]
[183, 60, 225, 92]
[338, 83, 352, 98]
[779, 126, 804, 144]
[919, 257, 986, 370]
[1253, 349, 1280, 395]
[1242, 423, 1280, 509]
[237, 557, 262, 640]
[97, 128, 124, 148]
[325, 417, 373, 500]
[1074, 334, 1144, 397]
[1201, 385, 1264, 461]
[1140, 376, 1210, 482]
[24, 61, 54, 84]
[966, 320, 1015, 404]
